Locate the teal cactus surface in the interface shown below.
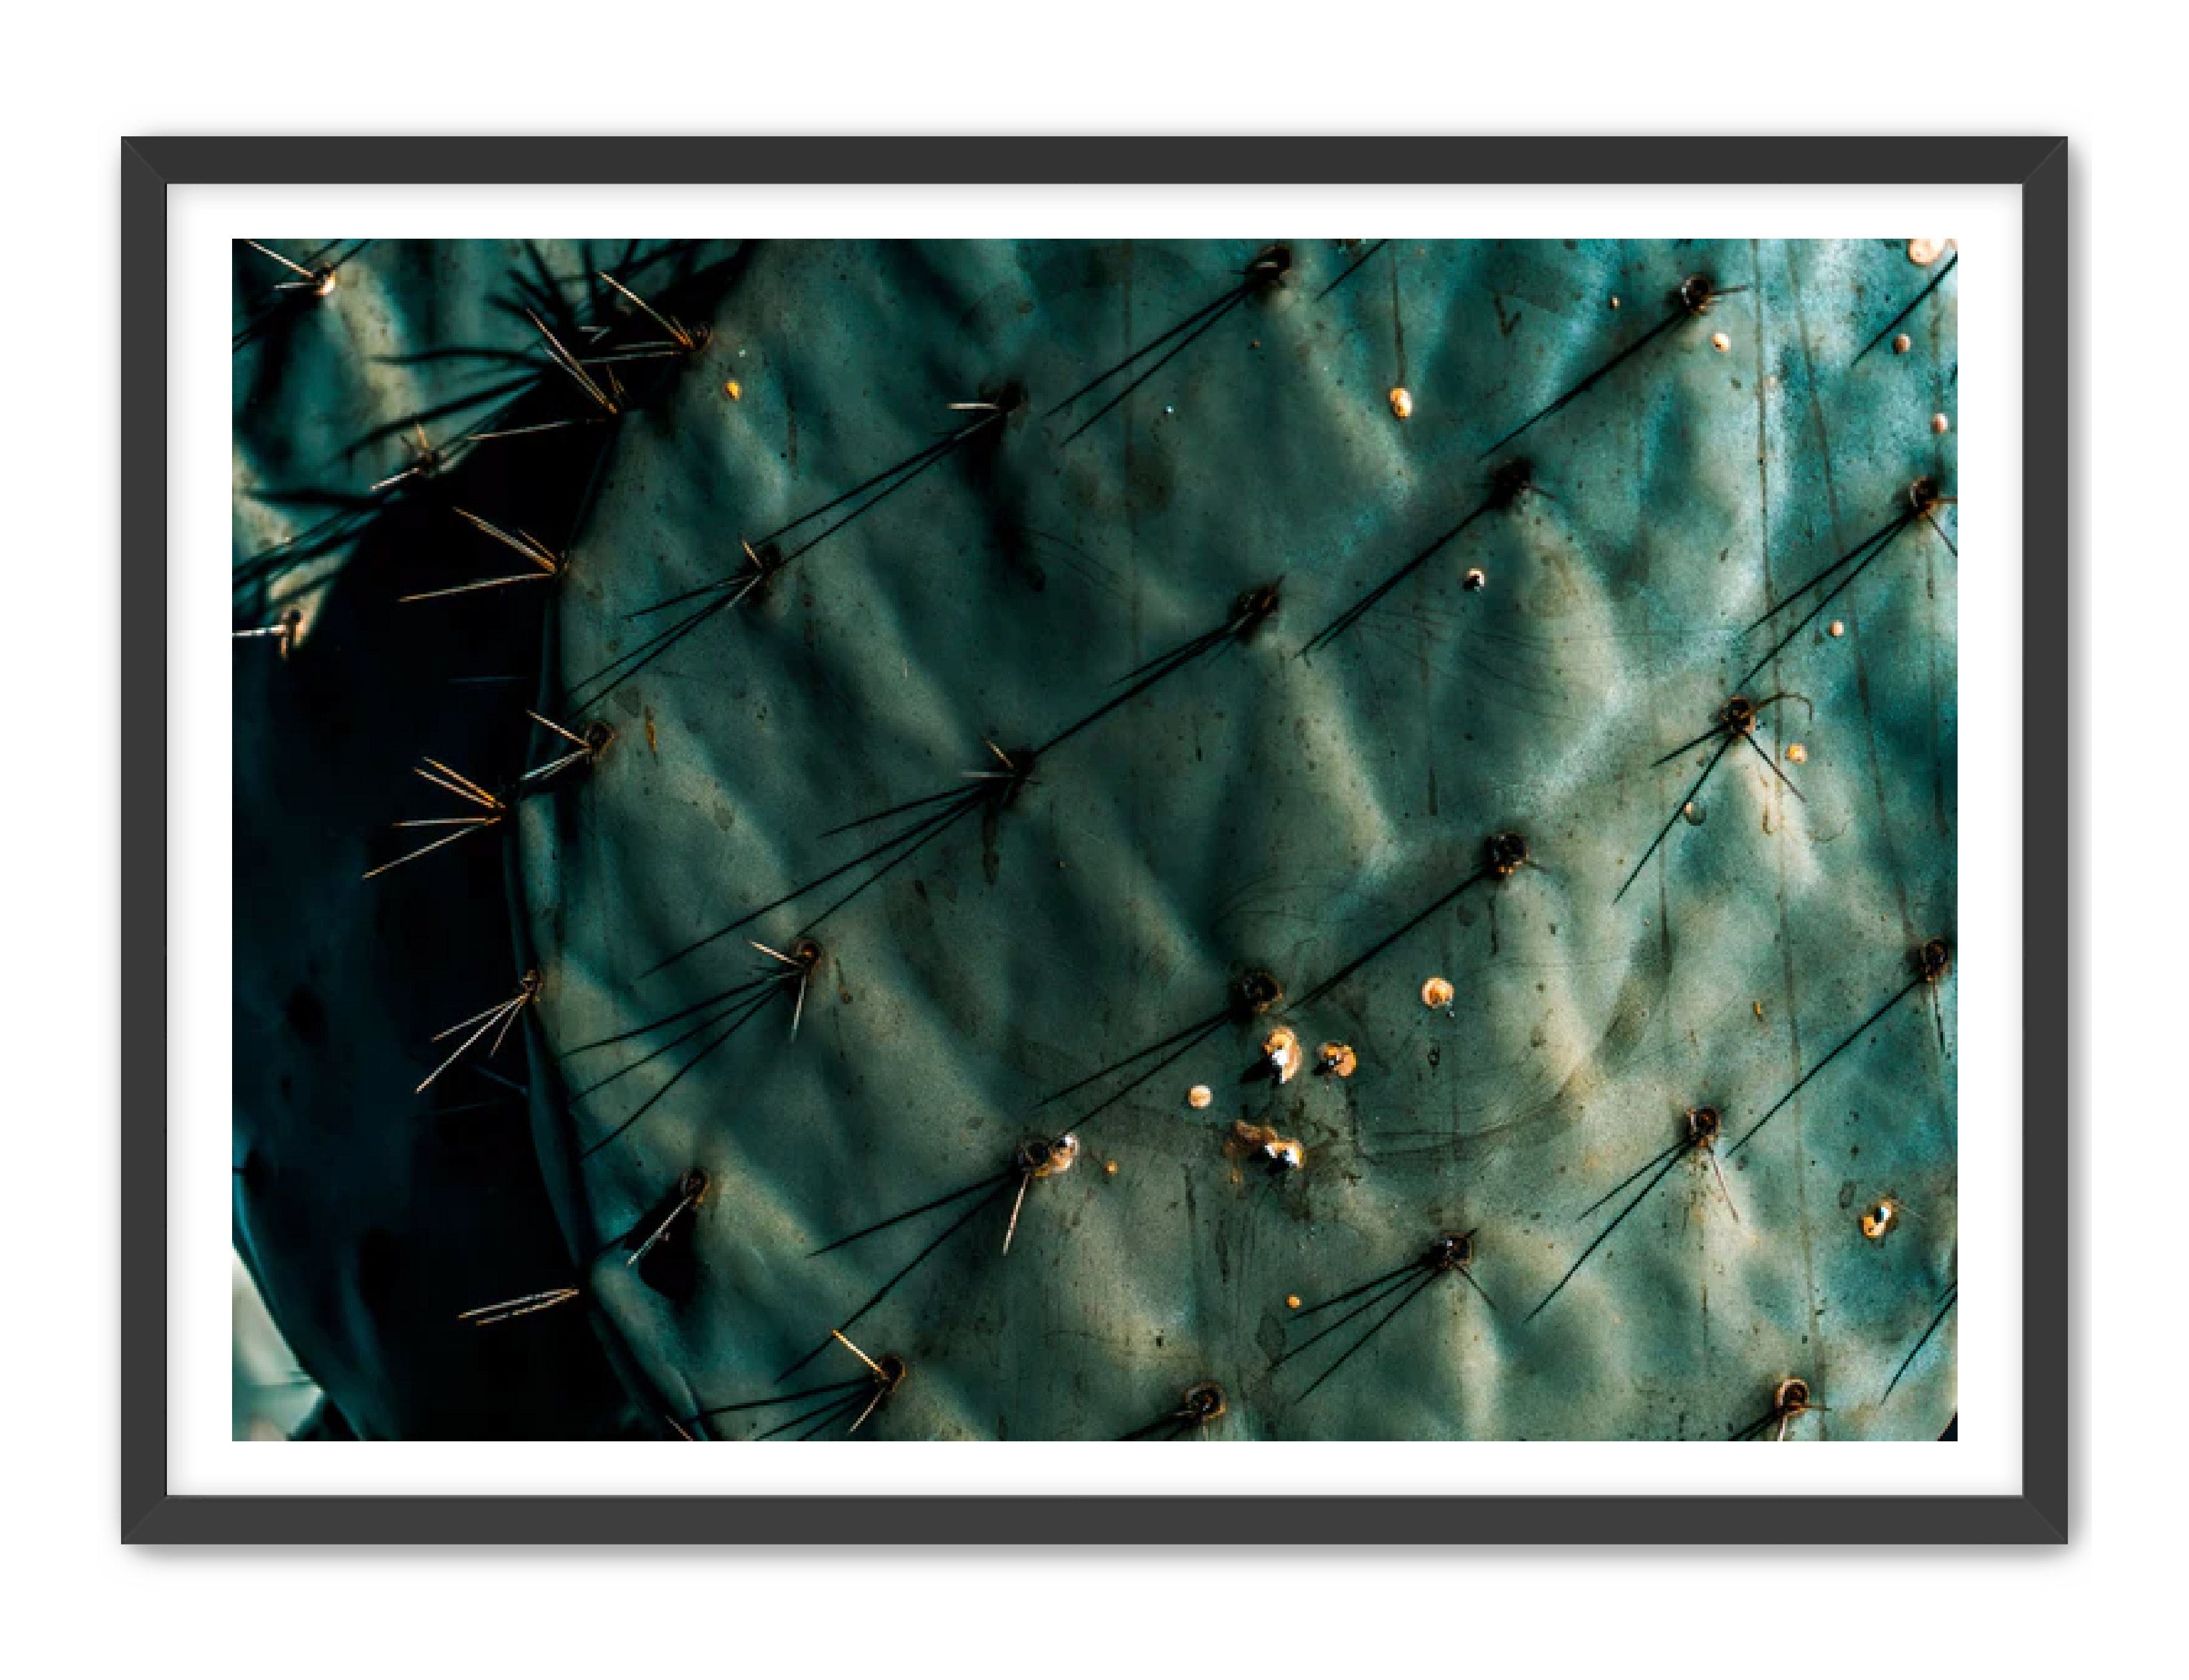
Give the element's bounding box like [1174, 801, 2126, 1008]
[235, 236, 1957, 1441]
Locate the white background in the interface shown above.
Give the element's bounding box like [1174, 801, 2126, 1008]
[0, 3, 2166, 1675]
[174, 177, 2022, 1502]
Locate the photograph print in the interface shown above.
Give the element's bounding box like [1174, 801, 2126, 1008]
[230, 235, 1959, 1444]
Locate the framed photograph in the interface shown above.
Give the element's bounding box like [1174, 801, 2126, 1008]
[132, 135, 2067, 1542]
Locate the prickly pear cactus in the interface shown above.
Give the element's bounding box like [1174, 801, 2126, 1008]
[238, 236, 1958, 1443]
[230, 239, 747, 1437]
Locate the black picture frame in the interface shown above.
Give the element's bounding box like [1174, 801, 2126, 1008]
[127, 135, 2069, 1544]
